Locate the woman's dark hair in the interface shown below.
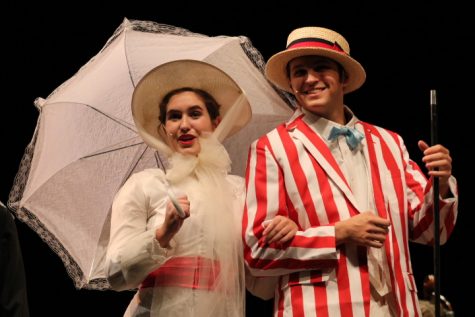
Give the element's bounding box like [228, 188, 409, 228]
[158, 87, 221, 124]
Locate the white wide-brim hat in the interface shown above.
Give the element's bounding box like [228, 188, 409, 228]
[265, 26, 366, 94]
[132, 60, 252, 152]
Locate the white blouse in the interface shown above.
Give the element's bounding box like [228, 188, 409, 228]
[106, 137, 275, 317]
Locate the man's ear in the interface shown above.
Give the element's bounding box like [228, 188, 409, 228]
[289, 82, 298, 94]
[341, 70, 349, 86]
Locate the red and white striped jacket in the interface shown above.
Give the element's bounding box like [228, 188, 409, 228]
[243, 110, 458, 317]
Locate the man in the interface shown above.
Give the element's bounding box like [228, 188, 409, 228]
[0, 201, 29, 316]
[419, 274, 454, 316]
[243, 26, 458, 316]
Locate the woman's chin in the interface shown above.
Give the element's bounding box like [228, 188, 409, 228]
[176, 145, 201, 156]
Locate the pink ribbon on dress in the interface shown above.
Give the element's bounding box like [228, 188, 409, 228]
[140, 256, 220, 290]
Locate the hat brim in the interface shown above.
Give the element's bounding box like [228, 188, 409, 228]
[132, 60, 252, 152]
[265, 47, 366, 94]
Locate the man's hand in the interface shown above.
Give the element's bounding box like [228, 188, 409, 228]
[335, 212, 390, 248]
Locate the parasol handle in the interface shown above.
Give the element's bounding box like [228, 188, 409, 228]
[154, 152, 186, 218]
[167, 187, 186, 218]
[430, 89, 441, 317]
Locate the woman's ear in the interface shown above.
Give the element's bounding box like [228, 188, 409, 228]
[213, 116, 222, 129]
[157, 124, 177, 151]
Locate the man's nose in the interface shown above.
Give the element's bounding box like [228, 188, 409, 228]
[305, 70, 321, 82]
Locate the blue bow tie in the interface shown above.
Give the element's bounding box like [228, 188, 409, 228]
[327, 126, 365, 150]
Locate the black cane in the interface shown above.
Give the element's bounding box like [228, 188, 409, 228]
[430, 89, 441, 317]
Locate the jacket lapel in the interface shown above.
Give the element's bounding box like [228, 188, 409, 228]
[290, 117, 360, 211]
[359, 122, 388, 220]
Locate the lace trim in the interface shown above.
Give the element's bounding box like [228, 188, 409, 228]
[7, 17, 293, 290]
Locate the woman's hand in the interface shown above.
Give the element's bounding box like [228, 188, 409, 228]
[262, 215, 298, 245]
[155, 195, 190, 247]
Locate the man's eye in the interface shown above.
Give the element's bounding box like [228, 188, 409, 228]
[313, 65, 331, 72]
[292, 69, 305, 77]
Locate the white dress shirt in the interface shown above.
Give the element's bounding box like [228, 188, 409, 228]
[302, 107, 393, 316]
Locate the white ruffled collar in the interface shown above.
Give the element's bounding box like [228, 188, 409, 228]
[165, 135, 231, 184]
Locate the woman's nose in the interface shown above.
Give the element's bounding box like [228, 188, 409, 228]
[179, 116, 191, 132]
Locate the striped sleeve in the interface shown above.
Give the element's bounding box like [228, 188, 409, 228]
[396, 135, 459, 244]
[243, 133, 338, 277]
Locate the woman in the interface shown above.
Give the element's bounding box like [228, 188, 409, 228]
[105, 60, 296, 317]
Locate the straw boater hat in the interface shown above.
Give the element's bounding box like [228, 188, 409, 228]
[132, 60, 251, 152]
[265, 26, 366, 94]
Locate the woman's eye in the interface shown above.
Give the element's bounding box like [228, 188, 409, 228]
[190, 110, 202, 118]
[167, 112, 182, 121]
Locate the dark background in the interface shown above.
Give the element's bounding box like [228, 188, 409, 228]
[2, 1, 473, 316]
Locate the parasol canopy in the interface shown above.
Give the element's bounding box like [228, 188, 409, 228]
[8, 18, 293, 289]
